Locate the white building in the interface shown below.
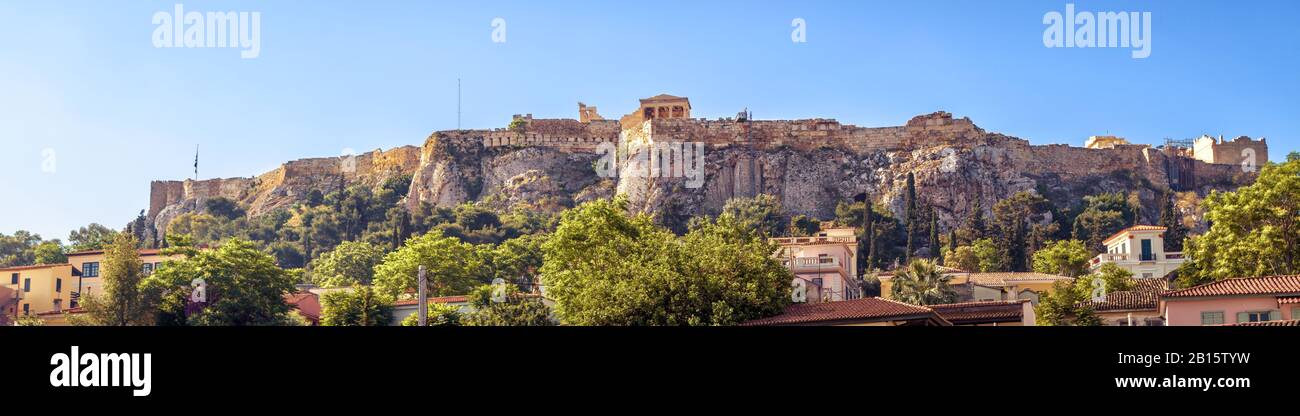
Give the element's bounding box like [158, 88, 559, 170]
[1088, 225, 1185, 279]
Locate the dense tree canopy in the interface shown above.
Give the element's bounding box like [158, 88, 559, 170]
[1178, 158, 1300, 287]
[1031, 239, 1091, 277]
[541, 198, 791, 326]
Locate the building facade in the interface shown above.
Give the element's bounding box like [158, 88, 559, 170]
[1089, 225, 1185, 279]
[772, 224, 862, 303]
[1192, 135, 1268, 168]
[1162, 275, 1300, 326]
[66, 248, 182, 307]
[1, 263, 75, 318]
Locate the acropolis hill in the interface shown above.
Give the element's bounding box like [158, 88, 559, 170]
[146, 94, 1264, 236]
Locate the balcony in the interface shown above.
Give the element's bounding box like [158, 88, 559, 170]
[771, 236, 857, 246]
[785, 256, 845, 274]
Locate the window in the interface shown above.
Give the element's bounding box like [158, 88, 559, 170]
[1142, 272, 1153, 279]
[82, 262, 99, 278]
[23, 278, 30, 292]
[55, 278, 61, 293]
[155, 262, 163, 271]
[1238, 311, 1280, 323]
[1140, 239, 1154, 261]
[9, 273, 16, 284]
[142, 263, 153, 275]
[1201, 311, 1225, 325]
[22, 303, 29, 315]
[53, 299, 61, 312]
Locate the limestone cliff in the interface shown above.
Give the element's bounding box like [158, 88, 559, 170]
[145, 111, 1253, 237]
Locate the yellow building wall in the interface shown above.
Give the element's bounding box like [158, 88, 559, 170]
[1, 264, 75, 317]
[67, 250, 182, 303]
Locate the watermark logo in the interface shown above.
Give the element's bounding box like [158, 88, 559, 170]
[340, 148, 357, 174]
[491, 17, 507, 43]
[50, 346, 152, 397]
[190, 278, 207, 303]
[152, 4, 261, 59]
[1043, 3, 1151, 59]
[791, 18, 807, 43]
[594, 141, 705, 188]
[1090, 277, 1107, 303]
[1240, 148, 1257, 173]
[490, 278, 509, 303]
[41, 148, 57, 174]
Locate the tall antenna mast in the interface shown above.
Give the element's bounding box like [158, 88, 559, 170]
[457, 78, 462, 130]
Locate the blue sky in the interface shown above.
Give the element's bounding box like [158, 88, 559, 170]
[2, 0, 1297, 241]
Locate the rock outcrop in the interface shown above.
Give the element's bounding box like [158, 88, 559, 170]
[145, 110, 1254, 236]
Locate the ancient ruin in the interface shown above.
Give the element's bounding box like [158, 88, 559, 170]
[145, 94, 1261, 237]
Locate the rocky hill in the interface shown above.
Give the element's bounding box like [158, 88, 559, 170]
[145, 110, 1254, 237]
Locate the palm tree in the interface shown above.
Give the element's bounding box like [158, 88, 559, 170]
[890, 258, 958, 306]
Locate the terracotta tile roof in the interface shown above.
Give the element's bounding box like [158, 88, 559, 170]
[1102, 225, 1167, 245]
[1083, 278, 1168, 312]
[1226, 320, 1300, 327]
[66, 249, 164, 257]
[1087, 291, 1159, 312]
[0, 263, 71, 272]
[963, 272, 1072, 286]
[1279, 296, 1300, 305]
[392, 295, 470, 307]
[929, 300, 1026, 325]
[740, 297, 949, 326]
[1163, 275, 1300, 299]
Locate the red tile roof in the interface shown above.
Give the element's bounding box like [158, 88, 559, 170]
[66, 249, 165, 257]
[1085, 278, 1169, 312]
[1163, 275, 1300, 299]
[393, 295, 470, 307]
[741, 297, 949, 326]
[1226, 320, 1300, 327]
[1102, 225, 1167, 245]
[929, 300, 1025, 325]
[0, 263, 71, 272]
[1279, 296, 1300, 305]
[284, 292, 321, 324]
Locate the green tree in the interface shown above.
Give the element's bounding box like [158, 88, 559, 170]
[91, 233, 150, 326]
[541, 198, 791, 326]
[1031, 239, 1091, 277]
[719, 194, 788, 237]
[143, 238, 300, 326]
[1157, 191, 1188, 252]
[1072, 193, 1135, 253]
[889, 258, 957, 306]
[789, 214, 819, 237]
[483, 234, 546, 288]
[1086, 263, 1136, 293]
[945, 245, 979, 272]
[958, 197, 987, 244]
[312, 241, 385, 287]
[1177, 158, 1300, 286]
[0, 230, 44, 267]
[463, 283, 554, 326]
[68, 223, 118, 252]
[971, 238, 1005, 272]
[33, 241, 66, 265]
[372, 230, 484, 299]
[401, 302, 463, 326]
[320, 286, 393, 326]
[205, 197, 246, 220]
[1035, 280, 1101, 326]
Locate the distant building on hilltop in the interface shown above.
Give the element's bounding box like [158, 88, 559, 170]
[1192, 134, 1268, 167]
[1084, 135, 1131, 149]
